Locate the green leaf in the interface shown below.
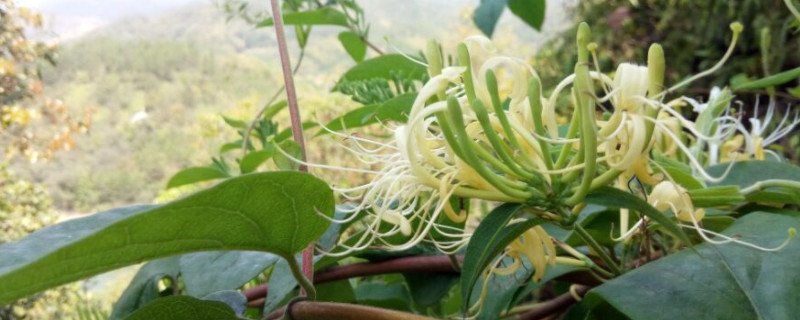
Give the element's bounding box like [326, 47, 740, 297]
[221, 116, 247, 129]
[319, 104, 380, 135]
[707, 160, 800, 204]
[166, 166, 228, 189]
[688, 185, 745, 208]
[585, 212, 800, 320]
[733, 66, 800, 90]
[0, 172, 334, 305]
[708, 160, 800, 187]
[403, 273, 458, 308]
[239, 148, 275, 174]
[127, 296, 238, 320]
[256, 7, 349, 27]
[355, 282, 413, 311]
[461, 203, 546, 310]
[507, 0, 545, 31]
[338, 31, 367, 62]
[585, 187, 691, 244]
[220, 141, 244, 154]
[473, 0, 509, 37]
[339, 54, 428, 82]
[374, 92, 417, 122]
[110, 257, 180, 320]
[276, 121, 318, 142]
[653, 153, 705, 190]
[317, 280, 357, 304]
[180, 251, 279, 297]
[273, 140, 302, 170]
[317, 92, 418, 136]
[202, 290, 247, 316]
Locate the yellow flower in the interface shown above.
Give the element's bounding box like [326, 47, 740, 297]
[648, 181, 705, 223]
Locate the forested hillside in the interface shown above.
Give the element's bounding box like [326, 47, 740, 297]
[13, 1, 562, 212]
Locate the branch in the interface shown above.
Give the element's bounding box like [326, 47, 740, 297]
[244, 255, 460, 306]
[362, 36, 384, 55]
[515, 285, 590, 320]
[263, 301, 436, 320]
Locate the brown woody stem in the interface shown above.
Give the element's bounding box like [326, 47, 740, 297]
[515, 285, 590, 320]
[263, 301, 436, 320]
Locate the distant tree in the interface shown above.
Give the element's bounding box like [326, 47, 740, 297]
[1, 0, 90, 162]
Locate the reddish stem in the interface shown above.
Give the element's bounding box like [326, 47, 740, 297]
[516, 285, 590, 320]
[264, 301, 436, 320]
[243, 255, 460, 307]
[268, 0, 314, 294]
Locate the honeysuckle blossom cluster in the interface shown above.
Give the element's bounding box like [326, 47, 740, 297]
[287, 21, 798, 289]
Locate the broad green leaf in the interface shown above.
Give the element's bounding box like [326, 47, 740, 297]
[507, 0, 545, 31]
[355, 282, 413, 311]
[585, 187, 691, 244]
[110, 257, 179, 320]
[339, 54, 428, 82]
[166, 166, 228, 189]
[708, 160, 800, 187]
[688, 185, 745, 208]
[586, 212, 800, 320]
[652, 153, 705, 190]
[180, 251, 279, 297]
[374, 92, 417, 122]
[127, 296, 238, 320]
[319, 104, 379, 135]
[0, 172, 334, 305]
[733, 66, 800, 90]
[275, 121, 318, 142]
[506, 264, 583, 313]
[461, 203, 546, 309]
[239, 148, 275, 174]
[707, 160, 800, 204]
[403, 273, 458, 308]
[256, 7, 349, 27]
[317, 280, 357, 304]
[338, 31, 367, 62]
[317, 92, 418, 136]
[202, 290, 247, 316]
[473, 0, 509, 37]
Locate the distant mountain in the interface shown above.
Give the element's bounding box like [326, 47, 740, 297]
[15, 1, 571, 211]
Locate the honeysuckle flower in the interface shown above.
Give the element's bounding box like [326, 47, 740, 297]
[723, 97, 800, 162]
[648, 181, 705, 223]
[493, 223, 557, 282]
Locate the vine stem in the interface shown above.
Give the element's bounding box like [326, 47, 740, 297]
[244, 255, 461, 305]
[286, 255, 316, 300]
[263, 301, 436, 320]
[269, 0, 313, 295]
[516, 285, 590, 320]
[573, 224, 622, 275]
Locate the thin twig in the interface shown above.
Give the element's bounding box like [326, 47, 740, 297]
[269, 0, 313, 295]
[362, 36, 384, 55]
